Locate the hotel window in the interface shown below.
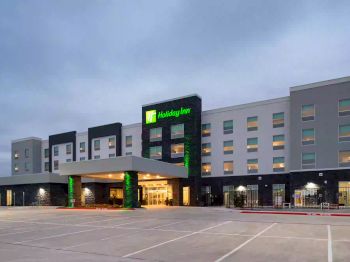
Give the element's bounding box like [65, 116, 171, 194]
[24, 162, 30, 171]
[339, 99, 350, 116]
[110, 188, 123, 199]
[109, 153, 116, 158]
[14, 151, 19, 159]
[14, 164, 19, 172]
[94, 140, 100, 151]
[202, 143, 211, 156]
[224, 161, 234, 174]
[247, 137, 258, 152]
[54, 160, 59, 170]
[339, 124, 350, 142]
[302, 152, 316, 169]
[171, 143, 184, 158]
[247, 159, 258, 173]
[273, 135, 285, 150]
[108, 137, 115, 149]
[150, 127, 162, 142]
[80, 157, 85, 161]
[273, 112, 284, 128]
[94, 155, 100, 160]
[202, 123, 211, 137]
[44, 162, 49, 172]
[247, 116, 258, 131]
[223, 120, 233, 134]
[339, 150, 350, 167]
[66, 144, 72, 155]
[125, 136, 132, 147]
[80, 142, 85, 153]
[25, 148, 29, 158]
[125, 152, 132, 156]
[302, 104, 315, 121]
[302, 128, 315, 145]
[171, 124, 184, 139]
[150, 146, 162, 159]
[53, 146, 59, 156]
[44, 149, 49, 158]
[66, 159, 72, 163]
[273, 157, 285, 172]
[223, 140, 234, 154]
[202, 162, 211, 176]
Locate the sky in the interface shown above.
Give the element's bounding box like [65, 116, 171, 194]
[1, 0, 350, 176]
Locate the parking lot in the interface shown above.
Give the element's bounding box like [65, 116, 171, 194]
[0, 207, 349, 261]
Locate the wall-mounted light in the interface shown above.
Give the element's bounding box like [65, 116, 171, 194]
[305, 182, 318, 189]
[236, 185, 246, 192]
[39, 188, 45, 195]
[84, 188, 91, 195]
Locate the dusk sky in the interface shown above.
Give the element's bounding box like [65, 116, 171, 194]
[1, 1, 350, 176]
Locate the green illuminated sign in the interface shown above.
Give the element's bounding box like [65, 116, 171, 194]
[145, 107, 191, 124]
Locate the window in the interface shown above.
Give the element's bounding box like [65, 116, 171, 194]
[44, 149, 49, 158]
[224, 161, 234, 174]
[202, 123, 211, 137]
[247, 116, 258, 131]
[247, 137, 258, 152]
[109, 153, 116, 158]
[94, 155, 100, 160]
[125, 136, 132, 147]
[66, 159, 72, 163]
[171, 143, 184, 158]
[44, 162, 49, 172]
[302, 128, 315, 145]
[339, 151, 350, 167]
[171, 124, 184, 139]
[125, 152, 132, 156]
[202, 162, 211, 176]
[66, 144, 72, 155]
[109, 137, 116, 149]
[110, 188, 123, 199]
[247, 159, 258, 173]
[339, 124, 350, 142]
[150, 127, 162, 142]
[80, 157, 85, 161]
[150, 146, 162, 159]
[25, 148, 29, 158]
[202, 143, 211, 156]
[302, 152, 316, 169]
[339, 99, 350, 116]
[80, 142, 86, 153]
[24, 162, 29, 171]
[302, 104, 315, 121]
[14, 151, 19, 159]
[273, 135, 285, 150]
[54, 160, 59, 170]
[94, 140, 100, 151]
[53, 146, 59, 156]
[273, 157, 285, 172]
[273, 112, 285, 128]
[14, 164, 19, 172]
[223, 120, 233, 134]
[223, 140, 234, 154]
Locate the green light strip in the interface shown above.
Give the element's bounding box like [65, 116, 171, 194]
[184, 135, 191, 177]
[68, 176, 74, 208]
[124, 172, 133, 208]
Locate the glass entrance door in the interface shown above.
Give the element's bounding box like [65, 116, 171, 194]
[339, 182, 350, 206]
[247, 185, 259, 207]
[6, 190, 12, 206]
[140, 180, 173, 206]
[148, 188, 167, 205]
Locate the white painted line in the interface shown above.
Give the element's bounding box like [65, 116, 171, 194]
[152, 221, 183, 229]
[0, 225, 65, 237]
[328, 225, 333, 262]
[78, 217, 129, 225]
[215, 223, 277, 262]
[123, 220, 232, 258]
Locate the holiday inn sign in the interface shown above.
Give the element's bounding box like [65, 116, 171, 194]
[145, 107, 191, 124]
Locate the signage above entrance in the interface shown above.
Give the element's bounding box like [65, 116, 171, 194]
[145, 107, 191, 124]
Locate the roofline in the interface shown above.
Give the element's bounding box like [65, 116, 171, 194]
[122, 122, 142, 129]
[290, 76, 350, 92]
[202, 96, 290, 116]
[11, 137, 42, 143]
[142, 94, 201, 107]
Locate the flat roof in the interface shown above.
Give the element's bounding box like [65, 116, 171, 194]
[11, 137, 42, 143]
[290, 76, 350, 92]
[0, 173, 67, 186]
[142, 94, 201, 107]
[59, 156, 187, 181]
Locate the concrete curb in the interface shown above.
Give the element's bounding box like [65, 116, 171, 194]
[240, 210, 350, 217]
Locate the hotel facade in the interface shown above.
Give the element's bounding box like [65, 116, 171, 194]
[1, 76, 350, 208]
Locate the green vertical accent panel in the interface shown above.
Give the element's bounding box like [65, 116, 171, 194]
[124, 172, 133, 208]
[184, 135, 191, 177]
[68, 176, 74, 208]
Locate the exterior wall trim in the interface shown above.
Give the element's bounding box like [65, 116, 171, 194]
[290, 76, 350, 92]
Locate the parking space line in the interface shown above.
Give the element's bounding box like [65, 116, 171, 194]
[214, 223, 277, 262]
[328, 225, 333, 262]
[78, 217, 129, 225]
[123, 220, 232, 258]
[152, 221, 183, 229]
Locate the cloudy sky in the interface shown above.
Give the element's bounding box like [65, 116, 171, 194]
[1, 1, 350, 176]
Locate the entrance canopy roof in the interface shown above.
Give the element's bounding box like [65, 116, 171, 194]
[59, 156, 187, 181]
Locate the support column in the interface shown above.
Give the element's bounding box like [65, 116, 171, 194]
[123, 171, 138, 208]
[68, 176, 81, 208]
[169, 179, 181, 206]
